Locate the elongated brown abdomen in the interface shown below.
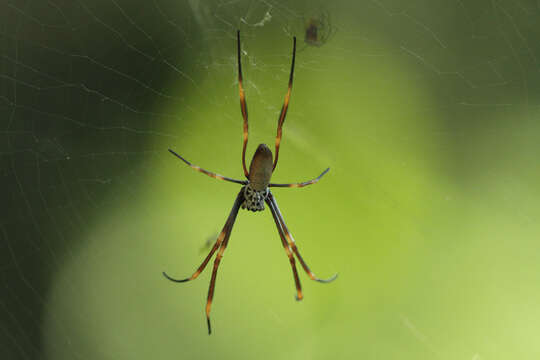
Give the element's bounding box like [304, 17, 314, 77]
[248, 144, 273, 191]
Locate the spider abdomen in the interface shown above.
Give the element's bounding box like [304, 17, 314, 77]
[248, 144, 273, 191]
[241, 184, 268, 212]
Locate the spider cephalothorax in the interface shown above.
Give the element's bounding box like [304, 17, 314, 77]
[163, 31, 336, 335]
[241, 185, 268, 211]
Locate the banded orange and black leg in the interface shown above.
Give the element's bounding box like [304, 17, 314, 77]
[168, 149, 247, 185]
[267, 191, 338, 283]
[272, 36, 297, 172]
[266, 196, 303, 300]
[269, 167, 330, 188]
[163, 190, 244, 334]
[237, 30, 250, 178]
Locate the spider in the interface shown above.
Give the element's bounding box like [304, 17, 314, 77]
[163, 30, 337, 335]
[304, 11, 335, 47]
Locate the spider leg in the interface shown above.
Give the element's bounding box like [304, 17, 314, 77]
[272, 36, 297, 172]
[163, 189, 244, 335]
[266, 196, 304, 300]
[168, 149, 247, 185]
[269, 167, 330, 188]
[267, 191, 338, 283]
[205, 211, 237, 334]
[162, 190, 243, 283]
[237, 30, 249, 179]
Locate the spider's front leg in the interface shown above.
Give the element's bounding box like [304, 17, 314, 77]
[163, 189, 244, 334]
[266, 193, 304, 300]
[266, 191, 338, 284]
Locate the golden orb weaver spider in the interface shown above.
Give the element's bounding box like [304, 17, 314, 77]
[304, 11, 335, 47]
[163, 30, 337, 334]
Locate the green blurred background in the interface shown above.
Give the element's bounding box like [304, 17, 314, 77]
[2, 0, 540, 359]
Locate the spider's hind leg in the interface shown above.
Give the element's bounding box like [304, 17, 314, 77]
[272, 35, 297, 172]
[237, 30, 250, 178]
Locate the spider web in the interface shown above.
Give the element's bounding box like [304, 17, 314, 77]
[2, 0, 540, 359]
